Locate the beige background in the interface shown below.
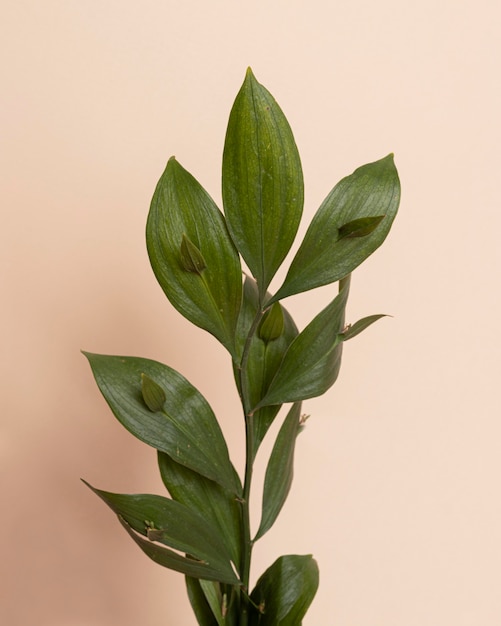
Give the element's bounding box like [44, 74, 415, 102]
[2, 1, 500, 624]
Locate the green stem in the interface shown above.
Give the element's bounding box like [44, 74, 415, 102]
[237, 303, 267, 625]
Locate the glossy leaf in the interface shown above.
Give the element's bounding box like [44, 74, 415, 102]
[249, 555, 319, 625]
[147, 157, 242, 358]
[158, 452, 242, 567]
[234, 276, 298, 453]
[254, 279, 350, 409]
[271, 154, 400, 302]
[222, 68, 303, 296]
[255, 403, 302, 541]
[118, 516, 236, 583]
[84, 353, 239, 493]
[84, 482, 239, 584]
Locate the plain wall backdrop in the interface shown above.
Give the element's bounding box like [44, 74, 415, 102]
[2, 1, 500, 624]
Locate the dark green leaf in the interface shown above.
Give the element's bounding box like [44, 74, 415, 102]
[255, 403, 302, 541]
[186, 577, 220, 626]
[84, 482, 240, 584]
[249, 555, 319, 625]
[147, 157, 242, 358]
[83, 352, 239, 493]
[254, 279, 350, 409]
[233, 276, 298, 454]
[158, 452, 242, 567]
[222, 68, 304, 296]
[271, 154, 400, 302]
[118, 516, 236, 582]
[341, 313, 387, 341]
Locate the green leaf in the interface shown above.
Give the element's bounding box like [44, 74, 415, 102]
[271, 154, 400, 302]
[222, 68, 304, 296]
[118, 515, 236, 583]
[255, 403, 302, 541]
[84, 482, 240, 584]
[158, 452, 242, 567]
[199, 580, 227, 626]
[147, 157, 242, 358]
[186, 577, 220, 626]
[340, 313, 387, 341]
[83, 352, 239, 493]
[249, 555, 319, 625]
[254, 278, 350, 409]
[234, 276, 299, 453]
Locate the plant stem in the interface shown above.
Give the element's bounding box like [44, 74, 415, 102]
[237, 303, 267, 625]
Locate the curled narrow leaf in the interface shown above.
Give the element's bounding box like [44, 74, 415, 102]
[141, 373, 166, 412]
[255, 403, 302, 541]
[223, 68, 304, 295]
[180, 233, 208, 274]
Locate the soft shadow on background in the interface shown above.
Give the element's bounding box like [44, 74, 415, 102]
[2, 1, 500, 624]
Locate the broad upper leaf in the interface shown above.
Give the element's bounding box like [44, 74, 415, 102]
[84, 353, 239, 493]
[147, 157, 242, 358]
[255, 403, 302, 541]
[249, 555, 319, 625]
[271, 154, 400, 302]
[222, 68, 303, 297]
[84, 483, 240, 584]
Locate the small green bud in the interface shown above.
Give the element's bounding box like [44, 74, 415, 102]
[180, 233, 207, 274]
[141, 373, 166, 412]
[258, 302, 284, 343]
[338, 215, 385, 239]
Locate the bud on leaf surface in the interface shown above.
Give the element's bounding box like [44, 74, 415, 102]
[180, 234, 207, 274]
[141, 373, 166, 412]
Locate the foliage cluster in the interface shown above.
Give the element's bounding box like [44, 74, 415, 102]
[84, 68, 400, 625]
